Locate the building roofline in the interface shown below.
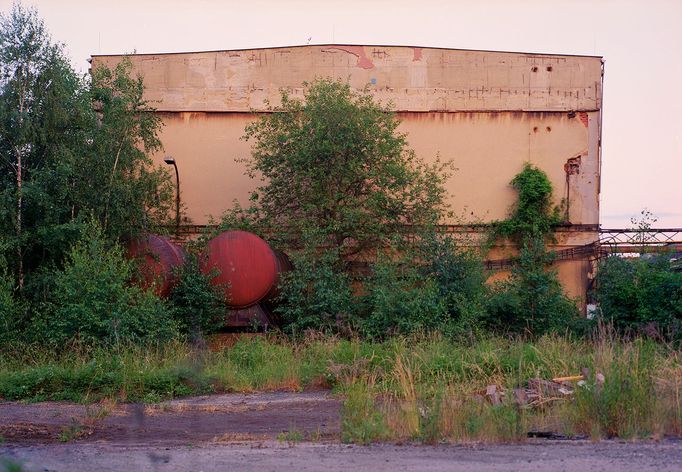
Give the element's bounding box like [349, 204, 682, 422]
[89, 43, 604, 61]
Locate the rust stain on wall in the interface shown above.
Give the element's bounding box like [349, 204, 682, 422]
[579, 112, 589, 127]
[564, 156, 581, 175]
[322, 45, 374, 69]
[412, 47, 423, 62]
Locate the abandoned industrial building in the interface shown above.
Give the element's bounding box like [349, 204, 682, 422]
[90, 44, 605, 306]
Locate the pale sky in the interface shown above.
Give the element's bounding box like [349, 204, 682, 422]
[3, 0, 681, 228]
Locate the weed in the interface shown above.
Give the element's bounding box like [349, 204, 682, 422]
[58, 421, 84, 442]
[277, 427, 304, 444]
[310, 427, 323, 442]
[84, 401, 114, 424]
[341, 379, 387, 444]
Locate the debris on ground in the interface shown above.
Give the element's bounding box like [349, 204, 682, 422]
[481, 370, 605, 407]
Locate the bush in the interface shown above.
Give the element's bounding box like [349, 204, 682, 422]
[423, 236, 487, 336]
[169, 254, 226, 338]
[362, 257, 447, 338]
[276, 247, 357, 335]
[486, 238, 579, 336]
[594, 255, 682, 338]
[495, 162, 563, 242]
[32, 222, 178, 346]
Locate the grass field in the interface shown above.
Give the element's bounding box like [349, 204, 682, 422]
[1, 329, 680, 443]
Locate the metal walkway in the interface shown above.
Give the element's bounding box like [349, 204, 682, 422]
[485, 228, 682, 270]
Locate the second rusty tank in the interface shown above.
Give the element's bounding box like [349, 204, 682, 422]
[127, 233, 186, 297]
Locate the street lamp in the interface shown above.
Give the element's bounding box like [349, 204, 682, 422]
[163, 156, 180, 234]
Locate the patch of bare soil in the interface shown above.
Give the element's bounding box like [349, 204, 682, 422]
[0, 391, 341, 445]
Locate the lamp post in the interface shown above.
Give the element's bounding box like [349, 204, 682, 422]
[163, 156, 180, 235]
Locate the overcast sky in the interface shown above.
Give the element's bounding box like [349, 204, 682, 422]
[3, 0, 681, 228]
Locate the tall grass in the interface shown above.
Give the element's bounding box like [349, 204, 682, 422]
[1, 332, 680, 442]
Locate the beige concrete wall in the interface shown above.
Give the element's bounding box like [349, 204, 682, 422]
[91, 45, 602, 113]
[150, 110, 599, 227]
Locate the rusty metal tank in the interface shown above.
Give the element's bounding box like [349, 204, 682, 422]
[200, 230, 290, 310]
[127, 234, 185, 297]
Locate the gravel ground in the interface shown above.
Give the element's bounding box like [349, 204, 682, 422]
[2, 440, 682, 472]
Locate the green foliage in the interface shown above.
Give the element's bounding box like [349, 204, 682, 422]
[489, 164, 578, 336]
[3, 334, 678, 441]
[0, 5, 174, 347]
[0, 3, 87, 284]
[570, 338, 661, 439]
[495, 162, 563, 243]
[594, 255, 682, 338]
[239, 78, 450, 254]
[32, 221, 178, 346]
[169, 254, 226, 338]
[0, 277, 22, 344]
[276, 244, 357, 335]
[0, 4, 173, 289]
[487, 237, 579, 335]
[277, 428, 304, 443]
[0, 458, 25, 472]
[0, 242, 23, 344]
[341, 381, 387, 444]
[422, 236, 487, 335]
[87, 58, 173, 240]
[0, 341, 212, 402]
[361, 256, 447, 338]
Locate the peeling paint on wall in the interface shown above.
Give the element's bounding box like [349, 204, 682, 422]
[91, 45, 602, 113]
[322, 45, 374, 69]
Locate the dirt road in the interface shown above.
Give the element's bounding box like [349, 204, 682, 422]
[0, 392, 340, 445]
[2, 391, 682, 471]
[3, 441, 682, 472]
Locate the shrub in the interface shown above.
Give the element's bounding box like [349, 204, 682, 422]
[594, 255, 682, 338]
[361, 256, 447, 338]
[169, 254, 226, 338]
[33, 222, 178, 346]
[422, 236, 487, 336]
[276, 246, 357, 335]
[486, 237, 579, 336]
[495, 162, 563, 242]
